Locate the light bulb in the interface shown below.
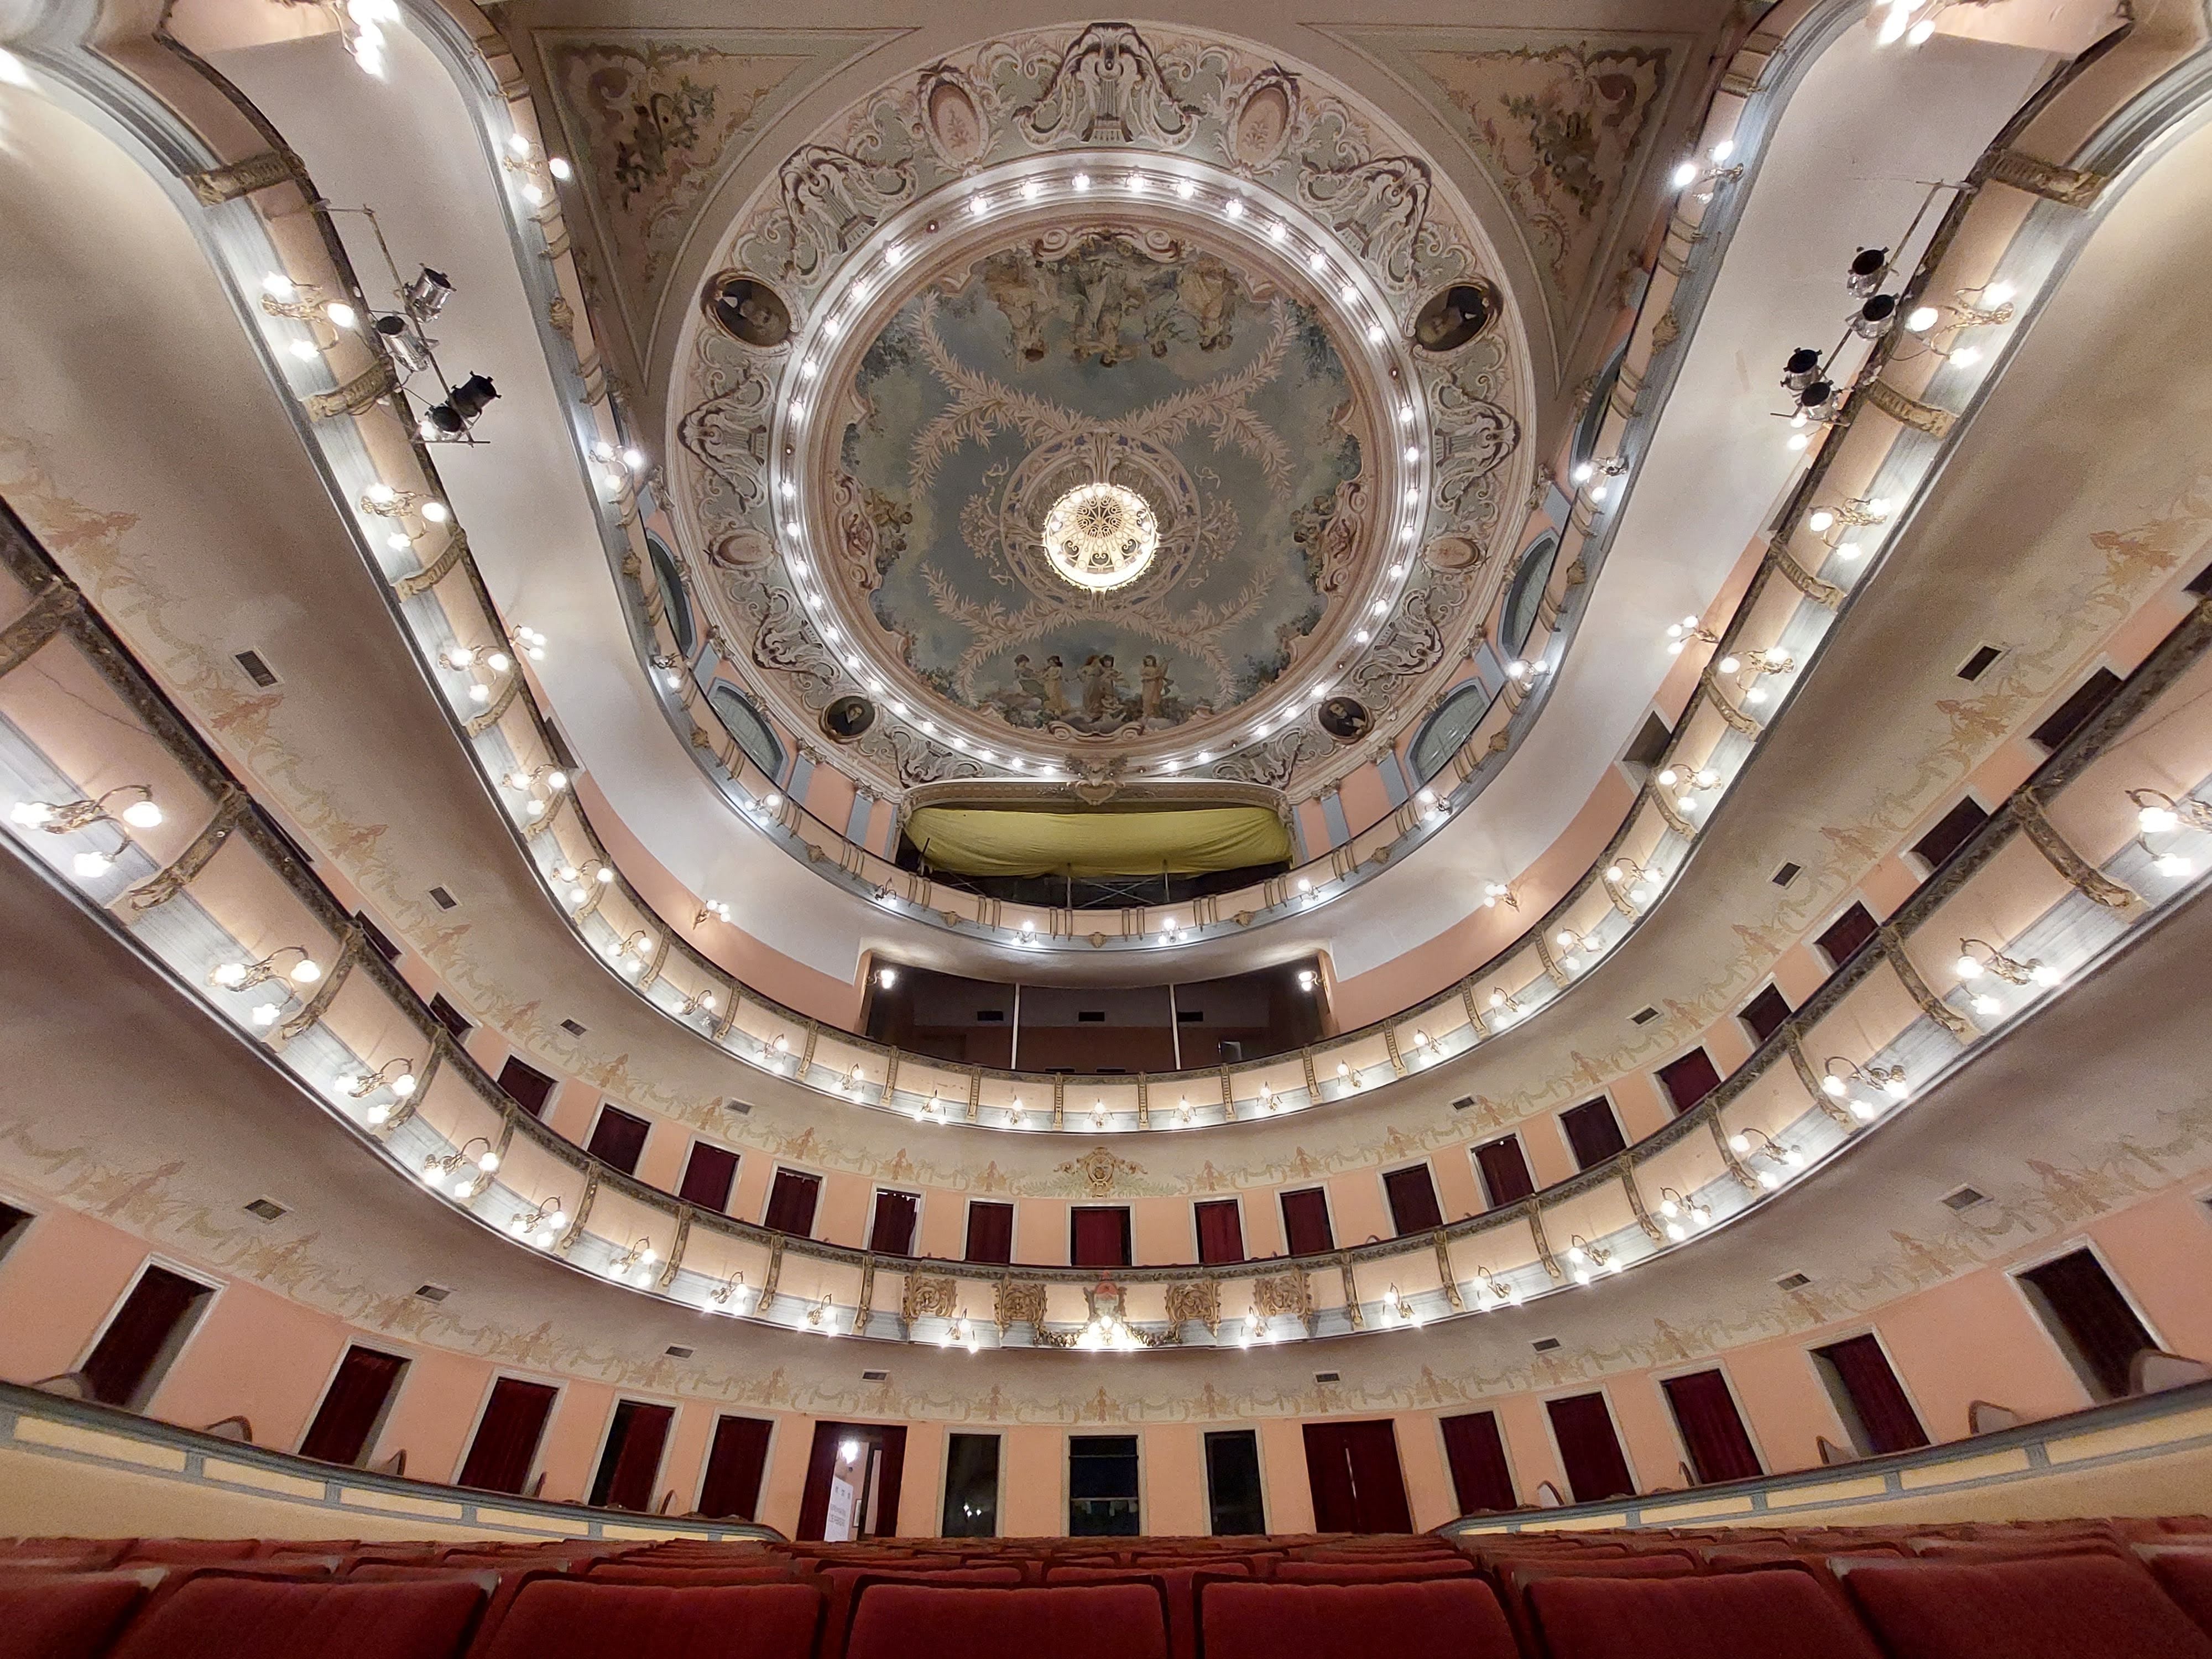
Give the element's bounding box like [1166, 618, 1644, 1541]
[1906, 305, 1940, 332]
[213, 962, 249, 987]
[1822, 1075, 1847, 1098]
[251, 1003, 281, 1027]
[478, 1150, 500, 1172]
[1955, 955, 1984, 979]
[290, 959, 321, 984]
[1728, 1131, 1750, 1154]
[1973, 993, 2001, 1016]
[391, 1073, 417, 1097]
[120, 799, 164, 829]
[366, 1102, 390, 1125]
[2139, 805, 2179, 833]
[1808, 509, 1837, 533]
[1757, 1170, 1780, 1190]
[1657, 768, 1679, 787]
[1671, 160, 1698, 189]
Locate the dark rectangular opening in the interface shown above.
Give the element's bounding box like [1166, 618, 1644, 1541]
[1657, 1048, 1722, 1114]
[1204, 1428, 1266, 1535]
[1384, 1165, 1443, 1235]
[2018, 1248, 2157, 1401]
[698, 1415, 773, 1520]
[352, 911, 402, 965]
[869, 1190, 919, 1256]
[1817, 902, 1880, 969]
[427, 994, 473, 1041]
[1546, 1391, 1635, 1503]
[1912, 796, 1991, 873]
[1281, 1187, 1335, 1256]
[299, 1345, 408, 1467]
[457, 1378, 558, 1493]
[2190, 561, 2212, 598]
[1812, 1333, 1929, 1455]
[589, 1399, 675, 1510]
[1195, 1199, 1245, 1266]
[1077, 1010, 1106, 1023]
[1662, 1369, 1763, 1484]
[677, 1142, 740, 1213]
[965, 1201, 1014, 1265]
[1560, 1099, 1627, 1170]
[84, 1265, 213, 1410]
[1072, 1206, 1133, 1269]
[1624, 711, 1674, 769]
[798, 1422, 907, 1541]
[586, 1104, 651, 1176]
[0, 1200, 30, 1266]
[495, 1055, 557, 1119]
[1068, 1434, 1141, 1536]
[1739, 983, 1793, 1045]
[2031, 667, 2124, 752]
[1177, 1009, 1204, 1023]
[1957, 644, 2004, 682]
[941, 1432, 1001, 1537]
[1302, 1420, 1412, 1533]
[764, 1168, 821, 1237]
[1441, 1410, 1517, 1515]
[1473, 1136, 1536, 1209]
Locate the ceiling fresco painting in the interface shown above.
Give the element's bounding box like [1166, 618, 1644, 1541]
[841, 233, 1364, 740]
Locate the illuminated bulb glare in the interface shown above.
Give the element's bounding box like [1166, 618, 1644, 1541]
[1906, 305, 1940, 332]
[1223, 197, 1243, 218]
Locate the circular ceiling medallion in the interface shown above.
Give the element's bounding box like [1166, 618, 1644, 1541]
[1042, 481, 1160, 593]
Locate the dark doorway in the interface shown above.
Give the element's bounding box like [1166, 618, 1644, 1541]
[589, 1399, 675, 1510]
[796, 1420, 907, 1540]
[1205, 1428, 1266, 1535]
[1302, 1420, 1413, 1533]
[941, 1432, 1001, 1537]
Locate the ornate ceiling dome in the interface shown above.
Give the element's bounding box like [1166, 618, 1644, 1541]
[671, 24, 1532, 800]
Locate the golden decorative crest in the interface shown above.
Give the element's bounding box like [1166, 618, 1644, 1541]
[1165, 1278, 1221, 1335]
[1058, 1144, 1142, 1197]
[900, 1274, 957, 1322]
[994, 1279, 1047, 1332]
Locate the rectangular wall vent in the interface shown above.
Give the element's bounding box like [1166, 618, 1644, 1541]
[1077, 1010, 1106, 1022]
[664, 1345, 695, 1360]
[242, 1197, 288, 1223]
[975, 1009, 1005, 1022]
[860, 1369, 889, 1383]
[1314, 1371, 1342, 1385]
[1630, 1006, 1662, 1026]
[413, 1283, 452, 1303]
[560, 1018, 588, 1037]
[722, 1097, 752, 1115]
[1776, 1272, 1813, 1292]
[1531, 1337, 1562, 1354]
[233, 649, 279, 688]
[427, 885, 458, 911]
[1942, 1185, 1991, 1212]
[1958, 645, 2005, 682]
[1772, 861, 1803, 887]
[1452, 1094, 1478, 1112]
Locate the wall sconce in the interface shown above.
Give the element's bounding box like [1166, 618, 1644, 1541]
[2138, 834, 2194, 879]
[1469, 1266, 1519, 1308]
[1380, 1285, 1422, 1327]
[938, 1311, 981, 1354]
[337, 1058, 418, 1123]
[1603, 859, 1656, 906]
[1901, 281, 2016, 367]
[359, 482, 427, 520]
[439, 639, 512, 706]
[1726, 1125, 1804, 1188]
[1722, 647, 1797, 705]
[607, 1238, 659, 1287]
[503, 763, 568, 801]
[604, 930, 653, 977]
[1488, 987, 1523, 1024]
[1656, 1189, 1712, 1240]
[1333, 1061, 1364, 1092]
[211, 946, 322, 993]
[677, 986, 719, 1019]
[1666, 615, 1720, 655]
[421, 1137, 500, 1199]
[708, 1271, 750, 1312]
[649, 653, 686, 692]
[10, 781, 165, 836]
[1670, 140, 1743, 202]
[1955, 937, 2060, 1015]
[1823, 1057, 1909, 1120]
[2131, 787, 2212, 835]
[554, 859, 616, 906]
[1655, 764, 1720, 815]
[1804, 498, 1892, 555]
[806, 1291, 839, 1334]
[1566, 1235, 1621, 1286]
[1480, 880, 1517, 910]
[695, 899, 732, 927]
[1555, 928, 1602, 972]
[507, 1196, 568, 1246]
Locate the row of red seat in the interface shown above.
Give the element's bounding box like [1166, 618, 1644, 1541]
[6, 1520, 2212, 1659]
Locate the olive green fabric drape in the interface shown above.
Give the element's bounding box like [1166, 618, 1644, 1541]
[905, 805, 1291, 878]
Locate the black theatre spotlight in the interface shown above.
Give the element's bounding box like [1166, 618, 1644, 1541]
[1846, 246, 1891, 298]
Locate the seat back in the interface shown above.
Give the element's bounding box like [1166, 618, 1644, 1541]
[848, 1584, 1167, 1659]
[0, 1571, 158, 1659]
[1526, 1568, 1882, 1659]
[1200, 1578, 1518, 1659]
[2141, 1548, 2212, 1640]
[1840, 1554, 2212, 1659]
[819, 1564, 1022, 1659]
[107, 1575, 488, 1659]
[1275, 1559, 1475, 1583]
[475, 1579, 822, 1659]
[1045, 1562, 1249, 1659]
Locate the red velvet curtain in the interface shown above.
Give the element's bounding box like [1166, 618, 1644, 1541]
[1383, 1166, 1443, 1234]
[699, 1415, 774, 1519]
[1473, 1137, 1536, 1208]
[1195, 1200, 1245, 1265]
[1303, 1421, 1413, 1533]
[1661, 1369, 1763, 1483]
[1657, 1048, 1722, 1113]
[1440, 1410, 1517, 1514]
[494, 1056, 556, 1118]
[965, 1201, 1014, 1264]
[1547, 1392, 1635, 1503]
[299, 1346, 406, 1465]
[2023, 1250, 2155, 1400]
[84, 1266, 207, 1407]
[1072, 1206, 1132, 1267]
[1280, 1188, 1334, 1255]
[457, 1378, 557, 1493]
[585, 1104, 650, 1175]
[1561, 1099, 1627, 1170]
[764, 1169, 821, 1235]
[1818, 1335, 1929, 1454]
[602, 1402, 675, 1511]
[677, 1142, 740, 1212]
[1816, 902, 1879, 967]
[869, 1191, 920, 1256]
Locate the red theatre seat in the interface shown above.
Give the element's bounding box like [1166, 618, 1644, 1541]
[1046, 1562, 1250, 1659]
[477, 1580, 822, 1659]
[1841, 1555, 2212, 1659]
[819, 1565, 1023, 1659]
[847, 1585, 1167, 1659]
[0, 1572, 153, 1659]
[1201, 1579, 1519, 1659]
[2142, 1550, 2212, 1640]
[1275, 1559, 1475, 1583]
[1526, 1568, 1882, 1659]
[107, 1577, 488, 1659]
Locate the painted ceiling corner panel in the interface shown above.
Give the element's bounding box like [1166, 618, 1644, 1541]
[533, 29, 903, 354]
[1321, 27, 1695, 350]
